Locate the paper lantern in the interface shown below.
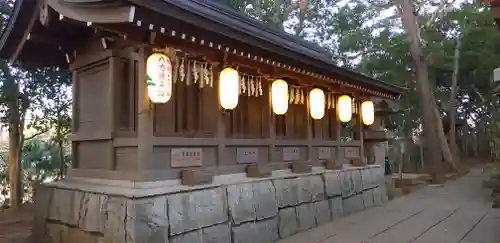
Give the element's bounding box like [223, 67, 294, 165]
[146, 53, 172, 103]
[271, 79, 289, 115]
[338, 95, 352, 123]
[361, 100, 375, 125]
[309, 88, 325, 120]
[219, 67, 240, 110]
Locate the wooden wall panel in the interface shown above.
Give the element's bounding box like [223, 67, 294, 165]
[201, 72, 218, 136]
[153, 57, 217, 137]
[115, 147, 138, 171]
[275, 103, 308, 139]
[76, 141, 113, 170]
[114, 58, 137, 136]
[312, 109, 338, 140]
[75, 61, 110, 134]
[227, 84, 270, 138]
[327, 109, 338, 139]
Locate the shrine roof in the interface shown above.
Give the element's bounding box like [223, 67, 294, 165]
[0, 0, 405, 97]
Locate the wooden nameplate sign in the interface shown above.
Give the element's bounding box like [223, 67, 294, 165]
[246, 164, 272, 178]
[325, 158, 342, 170]
[181, 169, 214, 186]
[291, 161, 312, 173]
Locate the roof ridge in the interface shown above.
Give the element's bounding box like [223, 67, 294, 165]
[175, 0, 328, 55]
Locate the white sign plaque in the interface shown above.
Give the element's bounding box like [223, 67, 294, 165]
[171, 148, 203, 167]
[344, 147, 360, 159]
[237, 148, 259, 164]
[283, 147, 300, 161]
[318, 147, 332, 160]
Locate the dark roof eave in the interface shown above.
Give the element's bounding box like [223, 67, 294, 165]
[0, 0, 28, 61]
[129, 0, 406, 96]
[1, 0, 406, 96]
[0, 0, 67, 67]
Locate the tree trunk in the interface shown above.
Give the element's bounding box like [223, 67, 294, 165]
[58, 139, 65, 179]
[419, 142, 424, 172]
[449, 38, 461, 166]
[7, 121, 22, 208]
[397, 0, 445, 184]
[433, 103, 457, 170]
[56, 108, 65, 180]
[295, 0, 308, 36]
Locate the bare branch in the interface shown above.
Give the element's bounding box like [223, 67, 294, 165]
[472, 85, 487, 103]
[425, 0, 458, 28]
[24, 130, 48, 141]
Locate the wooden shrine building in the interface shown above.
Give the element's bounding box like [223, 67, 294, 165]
[0, 0, 404, 182]
[0, 1, 405, 242]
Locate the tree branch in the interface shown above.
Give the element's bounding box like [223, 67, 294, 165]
[425, 0, 457, 28]
[24, 130, 47, 141]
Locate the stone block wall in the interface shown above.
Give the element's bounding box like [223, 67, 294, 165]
[36, 166, 388, 243]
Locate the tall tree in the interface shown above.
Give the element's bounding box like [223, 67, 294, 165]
[29, 67, 71, 179]
[395, 0, 465, 183]
[0, 0, 73, 207]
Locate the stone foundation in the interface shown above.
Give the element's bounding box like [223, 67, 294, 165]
[34, 165, 388, 243]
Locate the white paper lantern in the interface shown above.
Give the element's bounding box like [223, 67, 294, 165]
[219, 67, 239, 110]
[338, 95, 352, 123]
[361, 100, 375, 125]
[146, 53, 172, 103]
[309, 88, 325, 120]
[271, 79, 289, 115]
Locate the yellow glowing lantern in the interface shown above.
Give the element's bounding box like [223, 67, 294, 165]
[361, 100, 375, 125]
[219, 67, 240, 110]
[309, 88, 325, 120]
[271, 79, 289, 115]
[337, 95, 352, 123]
[146, 53, 173, 103]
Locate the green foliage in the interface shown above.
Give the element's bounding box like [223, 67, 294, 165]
[27, 67, 72, 138]
[0, 138, 67, 203]
[222, 0, 500, 163]
[21, 138, 62, 182]
[0, 0, 72, 205]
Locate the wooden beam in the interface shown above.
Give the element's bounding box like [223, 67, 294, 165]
[46, 0, 135, 24]
[9, 1, 41, 64]
[95, 24, 372, 97]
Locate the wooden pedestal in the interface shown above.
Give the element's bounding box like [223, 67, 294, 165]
[291, 162, 312, 173]
[350, 158, 364, 167]
[246, 164, 272, 178]
[181, 169, 214, 186]
[324, 159, 342, 170]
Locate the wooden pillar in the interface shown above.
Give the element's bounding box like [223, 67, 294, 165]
[107, 57, 118, 169]
[356, 100, 365, 164]
[306, 87, 313, 162]
[71, 70, 78, 168]
[334, 95, 341, 166]
[269, 82, 276, 163]
[215, 63, 226, 166]
[135, 47, 154, 170]
[334, 95, 341, 141]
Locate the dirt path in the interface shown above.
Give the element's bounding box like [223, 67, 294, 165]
[0, 205, 33, 243]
